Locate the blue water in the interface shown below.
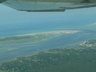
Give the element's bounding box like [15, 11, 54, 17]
[0, 20, 95, 37]
[0, 29, 96, 62]
[0, 22, 96, 62]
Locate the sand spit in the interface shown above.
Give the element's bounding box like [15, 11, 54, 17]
[17, 30, 79, 37]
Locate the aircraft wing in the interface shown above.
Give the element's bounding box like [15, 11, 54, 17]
[1, 0, 96, 12]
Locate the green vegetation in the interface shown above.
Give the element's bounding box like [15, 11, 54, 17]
[0, 46, 96, 72]
[0, 34, 50, 45]
[0, 39, 96, 72]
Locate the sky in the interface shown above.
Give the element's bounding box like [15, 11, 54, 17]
[0, 4, 96, 31]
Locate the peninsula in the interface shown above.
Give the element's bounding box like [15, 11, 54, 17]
[0, 30, 79, 45]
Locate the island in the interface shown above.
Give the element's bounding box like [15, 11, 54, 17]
[0, 30, 79, 45]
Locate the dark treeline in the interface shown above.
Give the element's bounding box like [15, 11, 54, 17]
[0, 46, 96, 72]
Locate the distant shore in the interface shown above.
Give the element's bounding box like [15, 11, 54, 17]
[17, 30, 79, 36]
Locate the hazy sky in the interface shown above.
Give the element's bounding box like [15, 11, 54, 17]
[0, 4, 96, 30]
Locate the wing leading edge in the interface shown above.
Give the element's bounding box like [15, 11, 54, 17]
[1, 0, 96, 12]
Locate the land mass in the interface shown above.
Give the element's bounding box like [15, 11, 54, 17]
[0, 39, 96, 72]
[0, 30, 79, 45]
